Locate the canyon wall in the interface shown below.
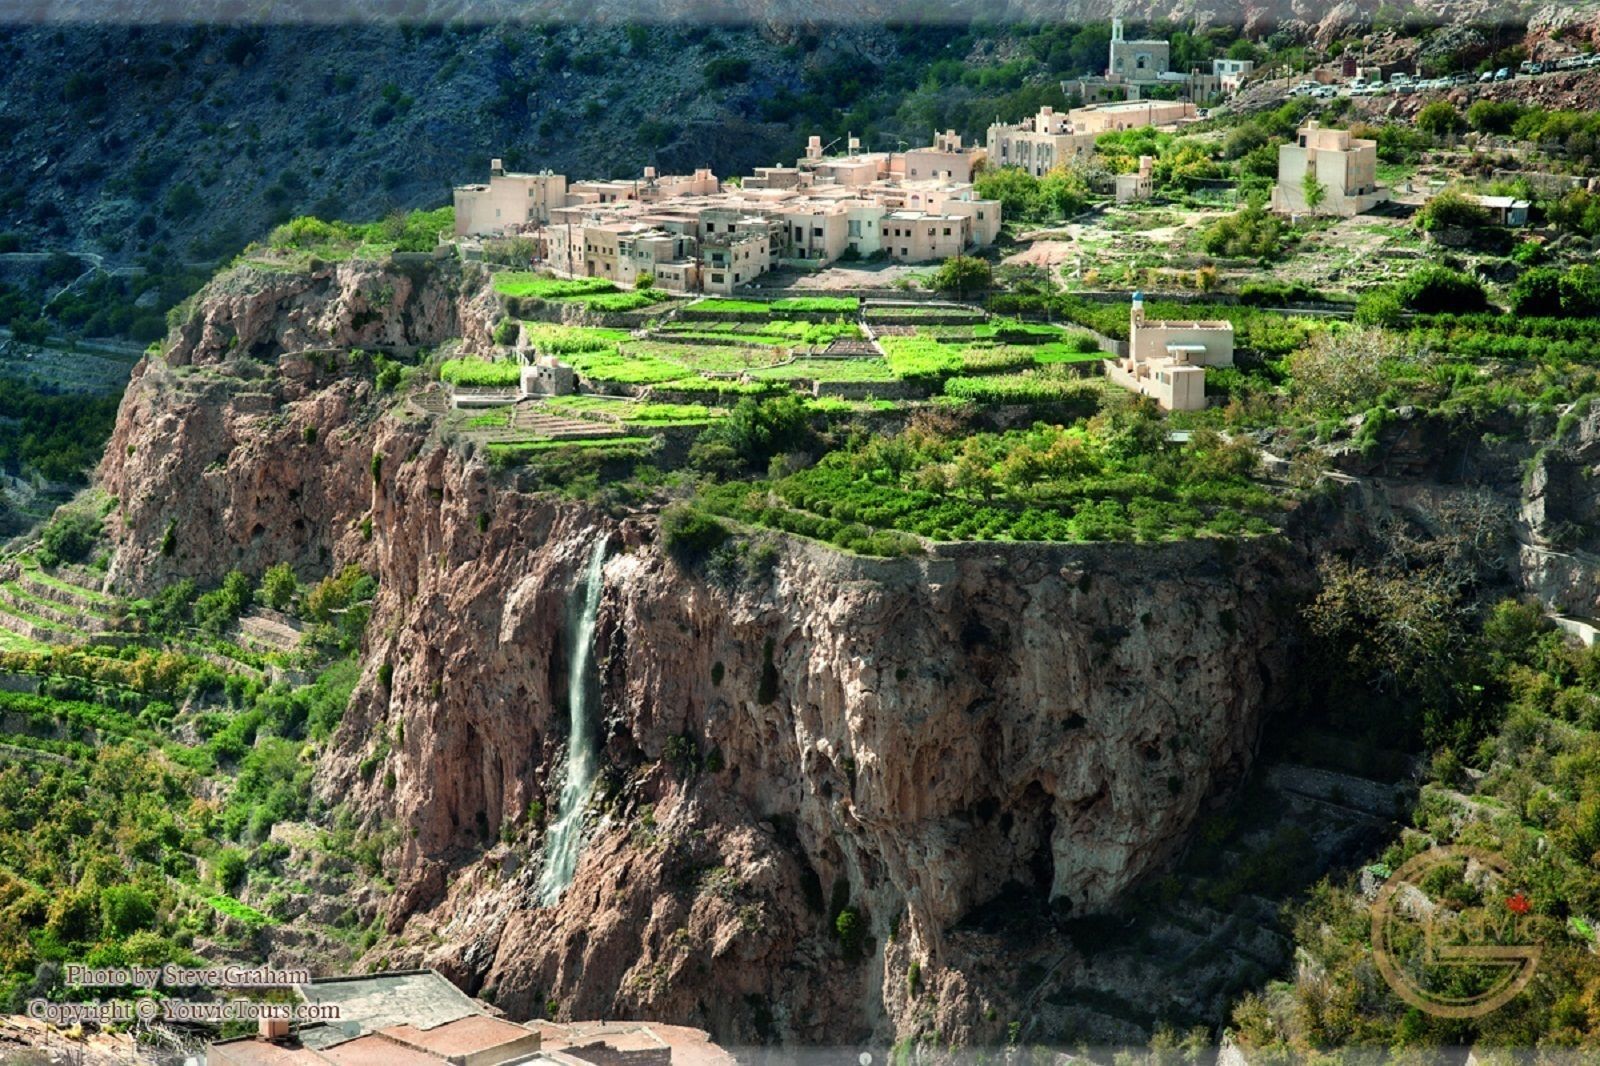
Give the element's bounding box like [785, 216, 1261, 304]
[98, 260, 1305, 1047]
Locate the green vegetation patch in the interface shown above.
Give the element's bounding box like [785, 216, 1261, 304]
[699, 410, 1279, 551]
[439, 359, 520, 388]
[491, 273, 617, 299]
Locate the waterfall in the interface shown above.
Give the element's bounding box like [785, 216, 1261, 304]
[537, 537, 609, 906]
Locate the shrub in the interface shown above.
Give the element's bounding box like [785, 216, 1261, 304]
[660, 504, 731, 564]
[835, 905, 866, 960]
[212, 848, 248, 892]
[193, 571, 253, 635]
[931, 256, 993, 299]
[1417, 188, 1492, 232]
[493, 318, 519, 346]
[694, 394, 813, 471]
[1395, 266, 1488, 314]
[1416, 100, 1464, 138]
[1510, 267, 1565, 317]
[260, 562, 298, 611]
[100, 886, 156, 936]
[1466, 99, 1524, 135]
[703, 57, 752, 88]
[37, 511, 101, 567]
[1201, 203, 1284, 260]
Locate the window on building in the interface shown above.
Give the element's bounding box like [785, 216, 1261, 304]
[711, 273, 724, 283]
[977, 211, 984, 220]
[943, 228, 951, 236]
[900, 247, 908, 256]
[812, 227, 822, 237]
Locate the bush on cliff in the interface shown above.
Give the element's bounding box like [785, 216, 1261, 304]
[36, 511, 101, 567]
[660, 504, 730, 565]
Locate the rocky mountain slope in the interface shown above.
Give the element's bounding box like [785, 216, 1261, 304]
[96, 255, 1309, 1046]
[2, 4, 1591, 275]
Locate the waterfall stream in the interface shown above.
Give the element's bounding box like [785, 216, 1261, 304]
[537, 537, 609, 906]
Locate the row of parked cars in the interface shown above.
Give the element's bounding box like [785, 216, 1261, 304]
[1518, 54, 1600, 76]
[1286, 52, 1600, 101]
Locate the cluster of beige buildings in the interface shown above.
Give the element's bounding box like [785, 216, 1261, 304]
[985, 102, 1196, 179]
[1105, 293, 1235, 411]
[454, 132, 1001, 295]
[1271, 121, 1390, 217]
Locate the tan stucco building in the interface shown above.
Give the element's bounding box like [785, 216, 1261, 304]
[452, 161, 568, 236]
[1105, 293, 1234, 411]
[986, 107, 1098, 178]
[1068, 99, 1197, 135]
[1271, 121, 1390, 217]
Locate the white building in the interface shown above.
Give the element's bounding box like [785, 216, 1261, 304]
[1271, 121, 1390, 217]
[1104, 293, 1234, 411]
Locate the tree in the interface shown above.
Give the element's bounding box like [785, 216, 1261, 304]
[932, 255, 992, 299]
[100, 886, 156, 937]
[1287, 327, 1416, 414]
[1416, 188, 1490, 232]
[260, 562, 298, 612]
[1466, 99, 1523, 135]
[1416, 100, 1464, 139]
[1302, 171, 1327, 212]
[1509, 267, 1564, 317]
[1396, 265, 1488, 314]
[37, 511, 100, 567]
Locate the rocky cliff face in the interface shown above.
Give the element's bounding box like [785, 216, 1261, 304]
[100, 261, 1304, 1047]
[99, 255, 495, 590]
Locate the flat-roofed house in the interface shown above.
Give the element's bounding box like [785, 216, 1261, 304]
[453, 160, 569, 236]
[986, 106, 1097, 177]
[1271, 121, 1390, 216]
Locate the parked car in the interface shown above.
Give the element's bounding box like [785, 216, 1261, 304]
[1479, 70, 1496, 83]
[1453, 72, 1475, 85]
[1494, 67, 1513, 81]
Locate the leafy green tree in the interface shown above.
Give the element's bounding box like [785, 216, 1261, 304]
[193, 571, 254, 635]
[1417, 188, 1491, 231]
[1510, 267, 1564, 317]
[1416, 100, 1464, 139]
[693, 394, 814, 473]
[1466, 99, 1523, 135]
[931, 255, 992, 299]
[1302, 171, 1327, 212]
[1559, 264, 1600, 318]
[260, 563, 298, 612]
[1396, 265, 1488, 314]
[100, 886, 156, 937]
[37, 511, 101, 567]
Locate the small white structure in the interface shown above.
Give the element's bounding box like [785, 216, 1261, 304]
[1467, 194, 1531, 226]
[1115, 156, 1155, 203]
[1104, 292, 1234, 411]
[521, 353, 577, 398]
